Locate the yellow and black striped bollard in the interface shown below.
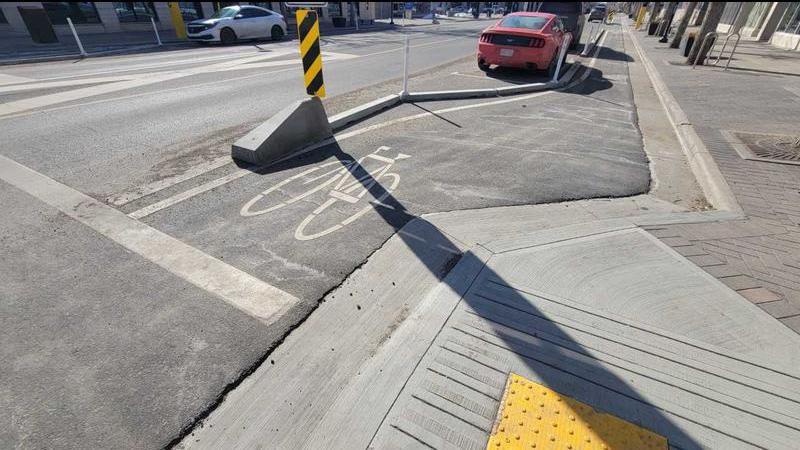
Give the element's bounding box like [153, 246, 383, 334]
[296, 9, 325, 98]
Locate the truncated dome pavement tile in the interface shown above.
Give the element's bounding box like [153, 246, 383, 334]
[487, 373, 668, 450]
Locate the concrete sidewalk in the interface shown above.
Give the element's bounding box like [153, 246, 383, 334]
[177, 22, 800, 450]
[629, 19, 800, 334]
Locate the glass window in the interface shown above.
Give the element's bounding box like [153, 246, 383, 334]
[0, 8, 7, 24]
[719, 2, 741, 26]
[113, 2, 158, 23]
[328, 3, 343, 17]
[776, 3, 800, 34]
[537, 2, 580, 14]
[499, 15, 549, 30]
[209, 6, 239, 19]
[42, 2, 101, 25]
[240, 7, 269, 18]
[179, 2, 204, 21]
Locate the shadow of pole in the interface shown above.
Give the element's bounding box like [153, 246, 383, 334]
[279, 140, 705, 449]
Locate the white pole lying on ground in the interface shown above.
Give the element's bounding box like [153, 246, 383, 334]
[552, 34, 571, 83]
[66, 17, 88, 57]
[151, 17, 162, 46]
[401, 35, 410, 97]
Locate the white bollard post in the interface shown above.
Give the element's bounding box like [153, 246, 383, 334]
[151, 17, 162, 46]
[401, 35, 410, 97]
[551, 34, 571, 83]
[67, 17, 87, 57]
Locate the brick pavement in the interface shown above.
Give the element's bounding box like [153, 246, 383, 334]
[631, 29, 800, 332]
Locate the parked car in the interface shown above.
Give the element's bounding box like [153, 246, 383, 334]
[536, 2, 583, 49]
[477, 12, 571, 77]
[588, 5, 607, 22]
[186, 5, 287, 45]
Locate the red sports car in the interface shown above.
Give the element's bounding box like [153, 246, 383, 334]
[477, 12, 572, 76]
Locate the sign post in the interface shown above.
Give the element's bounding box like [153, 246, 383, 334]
[295, 8, 326, 98]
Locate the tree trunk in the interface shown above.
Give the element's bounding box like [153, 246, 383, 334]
[686, 1, 725, 65]
[657, 2, 678, 36]
[648, 2, 663, 26]
[693, 2, 709, 26]
[670, 2, 698, 48]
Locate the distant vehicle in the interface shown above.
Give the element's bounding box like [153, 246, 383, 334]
[477, 12, 571, 77]
[186, 5, 287, 45]
[588, 5, 607, 22]
[536, 2, 584, 49]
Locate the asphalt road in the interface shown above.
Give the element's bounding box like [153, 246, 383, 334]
[0, 21, 649, 449]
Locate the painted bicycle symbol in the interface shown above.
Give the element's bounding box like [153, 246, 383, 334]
[241, 146, 410, 241]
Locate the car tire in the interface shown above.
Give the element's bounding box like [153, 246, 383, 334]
[220, 27, 236, 45]
[478, 60, 491, 72]
[271, 25, 284, 41]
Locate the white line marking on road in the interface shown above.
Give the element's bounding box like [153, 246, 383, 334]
[0, 50, 353, 117]
[107, 154, 233, 206]
[0, 154, 299, 322]
[0, 68, 298, 121]
[0, 73, 35, 86]
[123, 34, 607, 218]
[0, 75, 134, 94]
[450, 71, 498, 81]
[128, 168, 251, 219]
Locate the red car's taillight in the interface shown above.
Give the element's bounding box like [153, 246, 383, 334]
[480, 33, 492, 43]
[529, 37, 545, 48]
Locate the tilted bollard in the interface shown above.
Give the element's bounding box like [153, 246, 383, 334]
[66, 17, 87, 57]
[552, 34, 572, 83]
[151, 17, 162, 46]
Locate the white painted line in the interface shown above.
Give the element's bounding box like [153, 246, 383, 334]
[106, 154, 233, 206]
[0, 154, 299, 323]
[0, 67, 298, 121]
[128, 168, 250, 219]
[0, 75, 134, 94]
[0, 72, 188, 117]
[123, 33, 606, 218]
[0, 73, 35, 86]
[450, 71, 499, 81]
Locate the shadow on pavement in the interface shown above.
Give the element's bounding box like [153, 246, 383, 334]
[240, 132, 704, 448]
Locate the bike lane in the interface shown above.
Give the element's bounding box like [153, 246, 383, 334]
[133, 26, 648, 304]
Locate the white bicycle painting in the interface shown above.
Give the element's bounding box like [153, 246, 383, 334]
[240, 146, 410, 241]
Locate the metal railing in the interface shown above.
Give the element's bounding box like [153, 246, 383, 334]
[693, 31, 741, 71]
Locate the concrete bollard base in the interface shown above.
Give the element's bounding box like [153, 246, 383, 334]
[232, 96, 332, 166]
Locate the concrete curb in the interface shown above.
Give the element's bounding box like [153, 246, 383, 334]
[626, 23, 743, 215]
[580, 28, 607, 57]
[328, 94, 401, 132]
[404, 61, 582, 102]
[236, 51, 585, 163]
[327, 60, 582, 132]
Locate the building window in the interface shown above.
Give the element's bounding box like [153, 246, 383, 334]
[719, 2, 741, 26]
[179, 2, 204, 21]
[328, 3, 343, 17]
[113, 2, 158, 23]
[42, 2, 101, 25]
[776, 3, 800, 35]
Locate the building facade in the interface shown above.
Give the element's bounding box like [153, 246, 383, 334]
[0, 2, 392, 42]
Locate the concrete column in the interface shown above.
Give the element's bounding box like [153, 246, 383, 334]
[3, 2, 43, 35]
[201, 2, 216, 18]
[755, 2, 788, 41]
[154, 2, 174, 30]
[730, 2, 754, 35]
[94, 2, 122, 32]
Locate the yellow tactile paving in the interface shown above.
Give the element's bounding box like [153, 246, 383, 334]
[487, 373, 668, 450]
